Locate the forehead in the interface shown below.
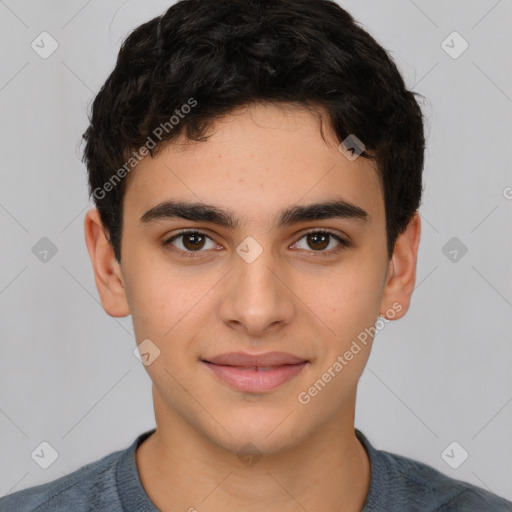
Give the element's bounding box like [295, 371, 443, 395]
[122, 103, 384, 228]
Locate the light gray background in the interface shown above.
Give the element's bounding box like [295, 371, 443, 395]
[1, 0, 511, 502]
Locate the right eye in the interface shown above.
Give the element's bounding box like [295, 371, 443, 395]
[163, 230, 219, 256]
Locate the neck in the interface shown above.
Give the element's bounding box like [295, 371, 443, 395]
[136, 391, 371, 512]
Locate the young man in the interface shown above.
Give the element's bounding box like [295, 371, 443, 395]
[1, 0, 510, 510]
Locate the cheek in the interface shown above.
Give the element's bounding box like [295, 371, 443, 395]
[126, 261, 215, 357]
[308, 259, 385, 364]
[321, 265, 383, 325]
[298, 271, 381, 409]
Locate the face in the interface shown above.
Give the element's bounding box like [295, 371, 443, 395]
[85, 102, 419, 456]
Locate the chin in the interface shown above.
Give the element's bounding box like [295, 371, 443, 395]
[207, 409, 309, 456]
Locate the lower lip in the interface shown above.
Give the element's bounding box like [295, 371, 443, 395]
[203, 361, 308, 393]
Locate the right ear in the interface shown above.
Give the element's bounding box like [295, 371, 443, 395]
[83, 208, 131, 318]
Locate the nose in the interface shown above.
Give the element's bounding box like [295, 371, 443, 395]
[218, 246, 295, 338]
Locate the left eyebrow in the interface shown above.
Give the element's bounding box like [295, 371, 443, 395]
[139, 198, 370, 229]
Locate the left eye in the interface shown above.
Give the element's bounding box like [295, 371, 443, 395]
[292, 231, 348, 254]
[163, 230, 349, 256]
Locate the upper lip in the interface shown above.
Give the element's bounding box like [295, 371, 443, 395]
[203, 351, 308, 367]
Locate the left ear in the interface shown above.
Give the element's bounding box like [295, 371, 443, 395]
[379, 212, 421, 320]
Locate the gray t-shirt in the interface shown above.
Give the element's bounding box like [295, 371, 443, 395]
[1, 429, 510, 511]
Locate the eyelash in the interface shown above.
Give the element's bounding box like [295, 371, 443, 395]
[162, 229, 350, 258]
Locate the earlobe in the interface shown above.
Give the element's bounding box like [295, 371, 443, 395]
[379, 212, 421, 320]
[83, 208, 131, 318]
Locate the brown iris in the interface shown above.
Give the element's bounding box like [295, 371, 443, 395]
[182, 232, 207, 251]
[306, 232, 330, 251]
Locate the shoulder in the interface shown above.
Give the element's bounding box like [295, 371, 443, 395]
[384, 449, 511, 510]
[356, 430, 512, 511]
[380, 449, 512, 510]
[0, 448, 125, 512]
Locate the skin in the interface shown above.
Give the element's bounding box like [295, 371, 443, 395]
[84, 102, 421, 511]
